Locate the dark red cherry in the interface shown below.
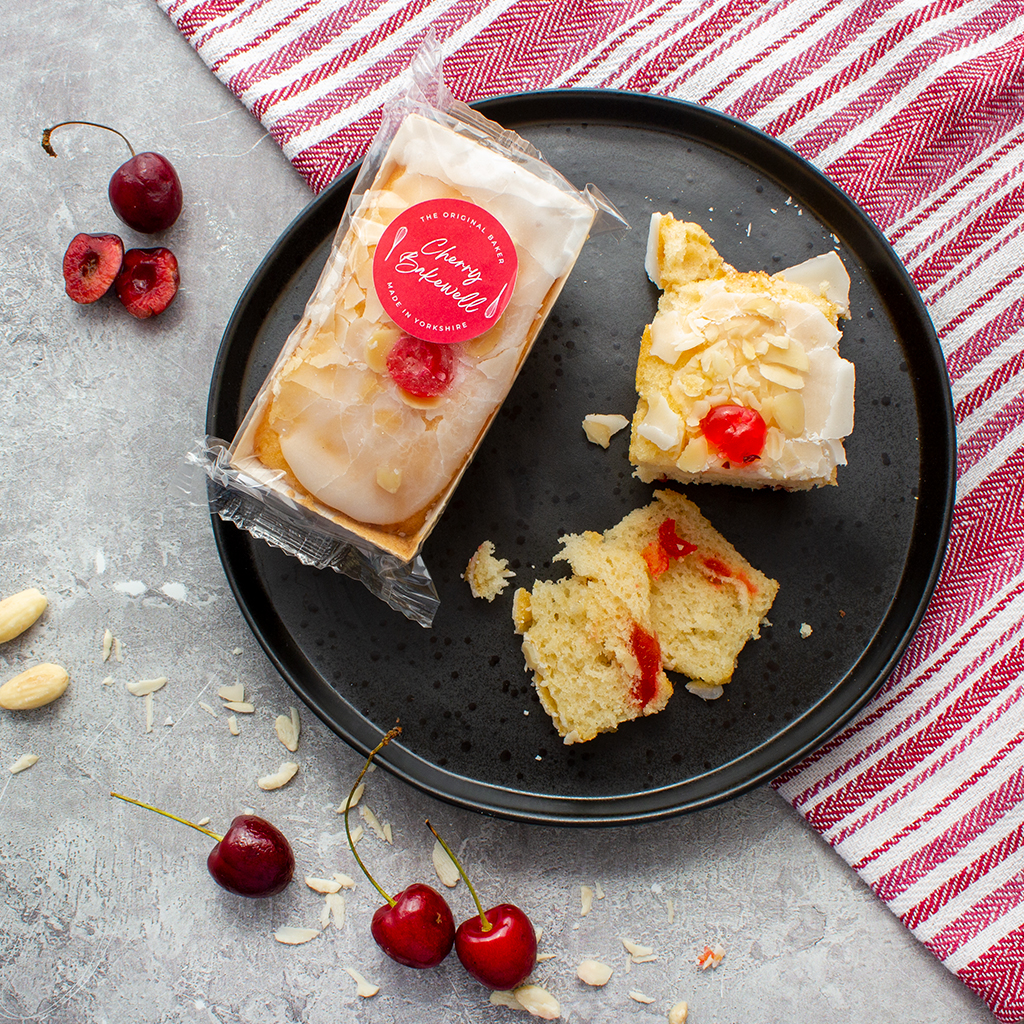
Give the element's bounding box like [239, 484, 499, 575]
[427, 821, 537, 990]
[42, 121, 183, 233]
[110, 794, 294, 898]
[108, 151, 183, 233]
[206, 815, 295, 897]
[701, 404, 767, 463]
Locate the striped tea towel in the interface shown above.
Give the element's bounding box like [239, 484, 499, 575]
[156, 0, 1024, 1017]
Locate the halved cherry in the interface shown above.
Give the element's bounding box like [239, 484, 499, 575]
[114, 247, 180, 319]
[62, 232, 124, 304]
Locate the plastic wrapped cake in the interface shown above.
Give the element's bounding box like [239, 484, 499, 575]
[203, 79, 610, 625]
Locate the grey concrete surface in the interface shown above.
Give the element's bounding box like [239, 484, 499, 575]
[0, 1, 992, 1022]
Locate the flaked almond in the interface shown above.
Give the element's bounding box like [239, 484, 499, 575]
[512, 984, 560, 1020]
[336, 781, 364, 814]
[490, 991, 523, 1011]
[275, 706, 301, 752]
[621, 938, 654, 960]
[343, 966, 379, 998]
[126, 677, 167, 697]
[333, 872, 356, 888]
[629, 990, 655, 1004]
[102, 628, 113, 662]
[577, 959, 613, 986]
[198, 701, 218, 718]
[222, 700, 255, 713]
[218, 683, 245, 702]
[0, 663, 70, 710]
[228, 715, 239, 735]
[257, 761, 299, 791]
[0, 588, 47, 644]
[669, 1000, 689, 1024]
[273, 926, 319, 945]
[9, 753, 39, 774]
[325, 892, 345, 929]
[306, 876, 343, 894]
[580, 885, 594, 916]
[432, 838, 460, 887]
[359, 804, 389, 841]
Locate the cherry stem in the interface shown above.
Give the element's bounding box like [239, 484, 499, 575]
[425, 819, 492, 933]
[110, 792, 223, 842]
[42, 121, 136, 159]
[344, 725, 402, 908]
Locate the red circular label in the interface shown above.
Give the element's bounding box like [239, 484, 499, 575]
[372, 198, 518, 345]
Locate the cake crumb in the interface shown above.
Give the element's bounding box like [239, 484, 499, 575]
[582, 413, 629, 448]
[697, 943, 725, 970]
[463, 541, 515, 601]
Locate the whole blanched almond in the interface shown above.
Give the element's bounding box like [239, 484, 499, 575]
[0, 588, 48, 644]
[0, 663, 70, 710]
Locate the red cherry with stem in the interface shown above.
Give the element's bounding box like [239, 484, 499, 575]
[344, 727, 455, 969]
[110, 793, 294, 897]
[426, 821, 537, 990]
[701, 404, 767, 464]
[42, 121, 183, 233]
[386, 334, 456, 397]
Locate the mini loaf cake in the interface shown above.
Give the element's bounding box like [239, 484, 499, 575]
[513, 488, 777, 743]
[631, 214, 855, 490]
[229, 110, 597, 561]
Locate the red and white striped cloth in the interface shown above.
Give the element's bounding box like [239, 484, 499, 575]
[157, 0, 1024, 1017]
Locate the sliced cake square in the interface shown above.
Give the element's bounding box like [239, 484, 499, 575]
[631, 214, 855, 490]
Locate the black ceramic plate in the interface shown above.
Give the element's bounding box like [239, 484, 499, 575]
[207, 91, 954, 825]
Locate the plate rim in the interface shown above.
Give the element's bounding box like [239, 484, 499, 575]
[206, 88, 956, 826]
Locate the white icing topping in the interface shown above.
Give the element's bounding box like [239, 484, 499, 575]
[645, 212, 663, 287]
[638, 393, 683, 450]
[778, 251, 851, 313]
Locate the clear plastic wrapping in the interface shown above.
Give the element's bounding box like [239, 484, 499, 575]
[195, 51, 624, 627]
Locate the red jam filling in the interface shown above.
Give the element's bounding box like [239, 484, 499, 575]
[386, 334, 456, 397]
[628, 623, 662, 709]
[701, 556, 758, 596]
[641, 518, 697, 579]
[701, 404, 767, 464]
